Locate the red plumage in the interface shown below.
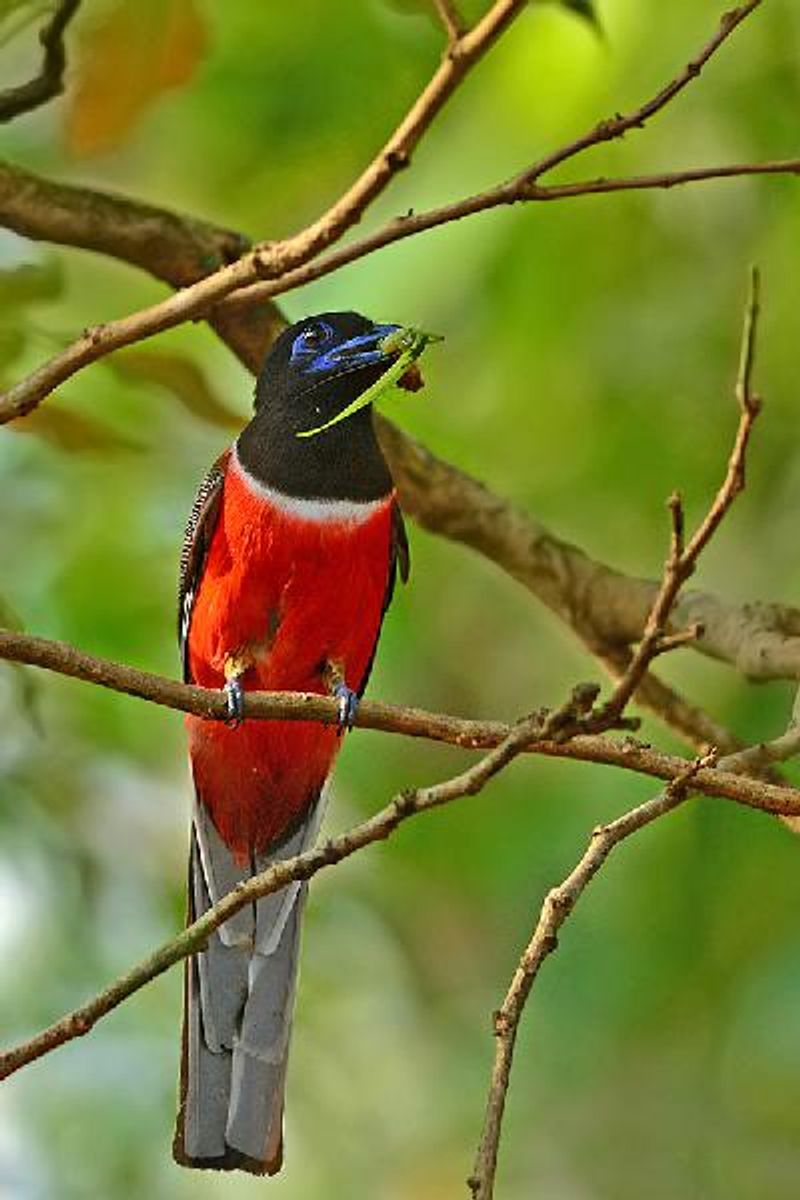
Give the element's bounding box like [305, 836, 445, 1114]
[186, 453, 394, 858]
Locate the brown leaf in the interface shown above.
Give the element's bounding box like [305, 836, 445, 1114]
[113, 349, 244, 430]
[65, 0, 207, 157]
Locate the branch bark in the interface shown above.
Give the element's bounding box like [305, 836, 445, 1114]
[1, 628, 799, 817]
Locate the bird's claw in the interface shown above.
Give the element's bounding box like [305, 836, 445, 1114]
[334, 682, 359, 732]
[224, 678, 244, 727]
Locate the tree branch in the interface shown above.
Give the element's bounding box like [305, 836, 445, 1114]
[0, 158, 284, 373]
[0, 0, 529, 421]
[0, 0, 81, 124]
[0, 1, 779, 424]
[517, 0, 763, 185]
[6, 161, 800, 695]
[1, 628, 799, 817]
[0, 711, 541, 1079]
[467, 752, 717, 1200]
[375, 419, 800, 683]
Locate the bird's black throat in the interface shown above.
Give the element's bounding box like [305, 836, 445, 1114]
[237, 370, 393, 503]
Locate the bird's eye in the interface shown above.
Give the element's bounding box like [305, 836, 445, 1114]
[303, 321, 332, 349]
[290, 321, 334, 362]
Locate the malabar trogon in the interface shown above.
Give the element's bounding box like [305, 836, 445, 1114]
[173, 312, 418, 1174]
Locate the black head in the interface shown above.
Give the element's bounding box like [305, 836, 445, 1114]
[254, 311, 402, 431]
[238, 311, 402, 502]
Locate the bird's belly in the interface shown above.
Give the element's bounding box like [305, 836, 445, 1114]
[186, 481, 394, 855]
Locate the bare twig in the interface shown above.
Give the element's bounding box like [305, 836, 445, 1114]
[1, 628, 799, 817]
[431, 0, 466, 44]
[588, 268, 762, 728]
[595, 642, 758, 759]
[0, 0, 81, 124]
[517, 1, 764, 186]
[467, 753, 717, 1200]
[0, 1, 778, 424]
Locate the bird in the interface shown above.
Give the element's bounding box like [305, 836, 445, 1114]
[172, 311, 426, 1175]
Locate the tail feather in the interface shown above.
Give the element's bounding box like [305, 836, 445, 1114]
[226, 894, 305, 1164]
[173, 795, 323, 1174]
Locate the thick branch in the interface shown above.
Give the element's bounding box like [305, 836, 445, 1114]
[0, 0, 81, 124]
[0, 159, 283, 373]
[1, 628, 799, 817]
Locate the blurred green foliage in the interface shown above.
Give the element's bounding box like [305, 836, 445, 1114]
[2, 2, 800, 1197]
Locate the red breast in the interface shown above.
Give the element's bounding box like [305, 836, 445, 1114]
[187, 451, 394, 857]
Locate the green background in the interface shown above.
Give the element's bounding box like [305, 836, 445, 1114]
[2, 1, 800, 1196]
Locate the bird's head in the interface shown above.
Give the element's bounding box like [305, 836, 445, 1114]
[254, 311, 424, 437]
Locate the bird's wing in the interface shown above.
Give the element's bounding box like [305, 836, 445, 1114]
[356, 498, 409, 697]
[178, 448, 230, 683]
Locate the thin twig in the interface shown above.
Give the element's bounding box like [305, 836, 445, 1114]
[588, 268, 762, 728]
[0, 1, 773, 424]
[517, 1, 764, 186]
[467, 753, 717, 1200]
[1, 628, 799, 817]
[222, 159, 800, 316]
[431, 0, 466, 44]
[0, 0, 81, 124]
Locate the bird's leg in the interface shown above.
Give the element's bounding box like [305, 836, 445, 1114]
[223, 652, 253, 728]
[323, 659, 359, 733]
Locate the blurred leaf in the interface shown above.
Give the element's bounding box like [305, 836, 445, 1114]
[65, 0, 207, 157]
[113, 349, 243, 430]
[0, 593, 42, 733]
[8, 406, 143, 453]
[0, 260, 63, 307]
[557, 0, 602, 32]
[0, 326, 26, 370]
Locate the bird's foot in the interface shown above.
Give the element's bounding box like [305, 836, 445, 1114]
[224, 678, 245, 728]
[334, 682, 359, 733]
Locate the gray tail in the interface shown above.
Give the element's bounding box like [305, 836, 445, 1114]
[173, 796, 322, 1175]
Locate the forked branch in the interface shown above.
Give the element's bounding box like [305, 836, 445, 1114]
[0, 1, 785, 425]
